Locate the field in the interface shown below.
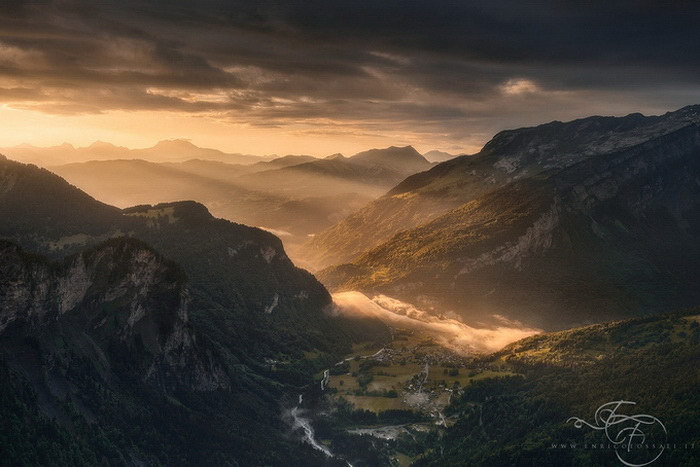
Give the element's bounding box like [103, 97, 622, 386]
[325, 328, 517, 415]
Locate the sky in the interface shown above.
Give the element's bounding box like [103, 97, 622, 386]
[1, 0, 700, 156]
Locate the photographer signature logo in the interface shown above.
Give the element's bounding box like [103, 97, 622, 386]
[567, 400, 667, 466]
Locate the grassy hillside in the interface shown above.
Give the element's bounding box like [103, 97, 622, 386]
[415, 310, 700, 466]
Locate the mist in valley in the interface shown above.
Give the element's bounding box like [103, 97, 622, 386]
[332, 291, 540, 354]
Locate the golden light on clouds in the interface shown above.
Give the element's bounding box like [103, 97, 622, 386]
[0, 2, 696, 159]
[0, 105, 480, 156]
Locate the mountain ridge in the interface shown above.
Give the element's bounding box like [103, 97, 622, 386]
[317, 107, 700, 329]
[303, 105, 700, 269]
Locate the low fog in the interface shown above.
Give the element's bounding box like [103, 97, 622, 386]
[333, 291, 540, 354]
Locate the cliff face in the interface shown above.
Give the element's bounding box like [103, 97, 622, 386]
[0, 238, 338, 465]
[0, 238, 228, 392]
[0, 158, 378, 365]
[320, 114, 700, 329]
[0, 156, 387, 464]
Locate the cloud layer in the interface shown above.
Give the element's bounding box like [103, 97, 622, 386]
[333, 291, 539, 354]
[2, 1, 700, 151]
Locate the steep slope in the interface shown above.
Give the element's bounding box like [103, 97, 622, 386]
[416, 310, 700, 466]
[0, 238, 331, 465]
[304, 105, 700, 269]
[122, 201, 383, 364]
[319, 108, 700, 328]
[0, 155, 124, 246]
[0, 238, 225, 391]
[0, 157, 385, 360]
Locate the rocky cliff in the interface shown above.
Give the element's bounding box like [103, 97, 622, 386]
[0, 238, 228, 391]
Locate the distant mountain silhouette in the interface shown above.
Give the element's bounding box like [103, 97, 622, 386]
[423, 149, 461, 162]
[0, 139, 273, 166]
[241, 145, 432, 199]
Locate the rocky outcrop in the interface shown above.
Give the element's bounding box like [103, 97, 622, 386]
[0, 238, 228, 391]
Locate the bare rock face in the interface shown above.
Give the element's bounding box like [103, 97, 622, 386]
[0, 157, 386, 464]
[0, 238, 228, 392]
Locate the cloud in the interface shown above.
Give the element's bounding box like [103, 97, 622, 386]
[332, 291, 539, 354]
[1, 1, 700, 150]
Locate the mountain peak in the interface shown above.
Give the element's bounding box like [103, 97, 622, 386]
[151, 139, 199, 150]
[325, 152, 346, 160]
[87, 140, 120, 150]
[349, 145, 431, 174]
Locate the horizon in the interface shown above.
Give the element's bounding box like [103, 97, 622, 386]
[2, 2, 700, 465]
[3, 2, 700, 157]
[2, 104, 697, 160]
[0, 137, 450, 163]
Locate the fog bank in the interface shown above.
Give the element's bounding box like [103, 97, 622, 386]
[332, 291, 540, 354]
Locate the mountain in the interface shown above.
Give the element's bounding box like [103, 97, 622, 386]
[51, 158, 271, 209]
[48, 157, 373, 267]
[45, 145, 432, 267]
[257, 154, 318, 168]
[423, 149, 461, 162]
[0, 156, 380, 357]
[349, 145, 433, 174]
[0, 155, 124, 243]
[0, 237, 332, 465]
[134, 139, 269, 164]
[0, 156, 388, 463]
[0, 140, 271, 167]
[157, 155, 317, 183]
[415, 310, 700, 466]
[304, 107, 700, 269]
[240, 145, 433, 199]
[316, 106, 700, 329]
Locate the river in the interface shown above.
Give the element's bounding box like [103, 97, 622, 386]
[288, 394, 334, 458]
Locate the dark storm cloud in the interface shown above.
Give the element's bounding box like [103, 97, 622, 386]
[1, 0, 700, 144]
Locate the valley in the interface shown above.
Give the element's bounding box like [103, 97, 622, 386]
[2, 3, 699, 466]
[291, 305, 700, 466]
[2, 105, 700, 466]
[284, 292, 533, 465]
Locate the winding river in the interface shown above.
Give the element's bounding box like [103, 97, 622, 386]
[288, 394, 333, 458]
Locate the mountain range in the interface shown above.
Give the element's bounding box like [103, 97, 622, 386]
[44, 145, 432, 269]
[239, 146, 432, 198]
[3, 106, 700, 464]
[313, 105, 700, 329]
[0, 139, 280, 167]
[0, 154, 388, 464]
